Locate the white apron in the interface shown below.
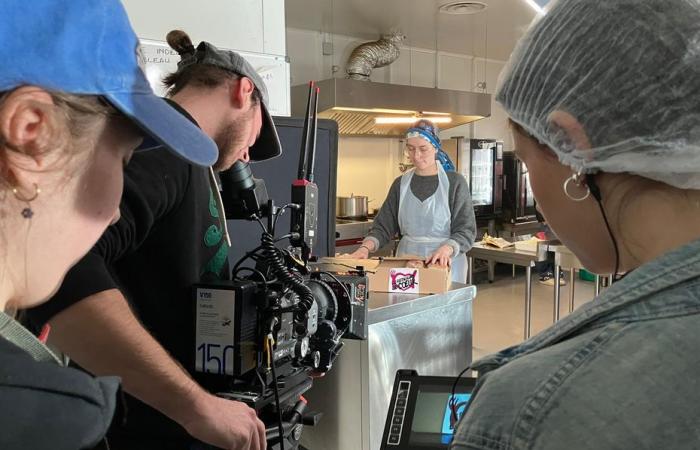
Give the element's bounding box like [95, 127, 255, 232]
[396, 164, 468, 283]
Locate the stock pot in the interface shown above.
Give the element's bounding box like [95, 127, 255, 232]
[337, 194, 369, 218]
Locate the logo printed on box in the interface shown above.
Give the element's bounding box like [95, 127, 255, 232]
[389, 269, 419, 293]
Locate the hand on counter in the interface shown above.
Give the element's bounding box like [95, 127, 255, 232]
[342, 244, 371, 259]
[183, 391, 266, 450]
[426, 245, 453, 268]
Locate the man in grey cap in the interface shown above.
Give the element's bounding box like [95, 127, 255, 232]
[28, 31, 281, 450]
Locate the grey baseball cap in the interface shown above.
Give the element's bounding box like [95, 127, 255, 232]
[177, 41, 282, 161]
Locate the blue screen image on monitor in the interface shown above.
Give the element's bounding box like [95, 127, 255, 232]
[441, 393, 472, 435]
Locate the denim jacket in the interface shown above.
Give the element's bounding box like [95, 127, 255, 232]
[451, 238, 700, 450]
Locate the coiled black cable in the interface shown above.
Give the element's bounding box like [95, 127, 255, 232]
[260, 231, 315, 313]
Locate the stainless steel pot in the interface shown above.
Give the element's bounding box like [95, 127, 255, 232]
[337, 194, 369, 218]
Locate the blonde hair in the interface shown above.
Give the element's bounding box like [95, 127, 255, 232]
[0, 90, 116, 313]
[0, 90, 115, 186]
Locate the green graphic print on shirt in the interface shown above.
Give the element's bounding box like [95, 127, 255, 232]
[201, 187, 229, 279]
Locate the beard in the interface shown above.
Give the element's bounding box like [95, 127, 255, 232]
[212, 121, 246, 171]
[212, 104, 257, 171]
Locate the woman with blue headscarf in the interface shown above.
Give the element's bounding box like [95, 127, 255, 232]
[347, 119, 476, 282]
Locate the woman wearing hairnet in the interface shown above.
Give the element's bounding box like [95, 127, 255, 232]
[346, 119, 476, 283]
[451, 0, 700, 448]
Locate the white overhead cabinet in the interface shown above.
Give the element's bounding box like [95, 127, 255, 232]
[407, 49, 437, 88]
[438, 53, 473, 92]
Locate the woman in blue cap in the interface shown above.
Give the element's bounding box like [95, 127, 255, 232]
[0, 1, 217, 449]
[348, 119, 476, 283]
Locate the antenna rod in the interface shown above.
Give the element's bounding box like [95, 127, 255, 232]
[306, 86, 320, 183]
[297, 81, 315, 180]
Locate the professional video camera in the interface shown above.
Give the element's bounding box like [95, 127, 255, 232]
[193, 82, 368, 450]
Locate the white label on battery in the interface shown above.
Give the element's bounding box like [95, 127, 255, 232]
[388, 268, 419, 294]
[195, 288, 236, 375]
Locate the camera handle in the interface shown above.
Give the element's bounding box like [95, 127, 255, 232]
[190, 398, 323, 450]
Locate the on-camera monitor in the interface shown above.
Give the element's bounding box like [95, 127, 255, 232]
[409, 385, 472, 446]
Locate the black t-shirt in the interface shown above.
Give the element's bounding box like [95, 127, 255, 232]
[0, 337, 119, 449]
[28, 146, 229, 443]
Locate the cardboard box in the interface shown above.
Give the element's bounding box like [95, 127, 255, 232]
[312, 257, 451, 294]
[513, 237, 542, 252]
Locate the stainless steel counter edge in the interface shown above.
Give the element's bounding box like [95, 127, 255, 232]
[367, 283, 476, 325]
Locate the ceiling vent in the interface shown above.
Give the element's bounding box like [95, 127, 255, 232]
[438, 1, 488, 15]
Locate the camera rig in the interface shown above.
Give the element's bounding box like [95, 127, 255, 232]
[193, 82, 368, 450]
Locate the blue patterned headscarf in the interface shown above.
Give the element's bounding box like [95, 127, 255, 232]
[406, 120, 456, 172]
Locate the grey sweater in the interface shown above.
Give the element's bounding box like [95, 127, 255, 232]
[365, 171, 476, 256]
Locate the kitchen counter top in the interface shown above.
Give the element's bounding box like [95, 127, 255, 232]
[367, 283, 476, 325]
[467, 241, 544, 266]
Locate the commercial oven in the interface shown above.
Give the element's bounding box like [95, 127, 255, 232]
[502, 152, 536, 223]
[442, 138, 504, 218]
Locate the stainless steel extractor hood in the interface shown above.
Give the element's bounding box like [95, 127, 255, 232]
[291, 78, 491, 137]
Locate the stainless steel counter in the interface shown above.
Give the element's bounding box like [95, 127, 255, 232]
[300, 285, 475, 450]
[367, 283, 476, 325]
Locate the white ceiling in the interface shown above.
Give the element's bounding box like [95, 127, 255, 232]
[285, 0, 540, 61]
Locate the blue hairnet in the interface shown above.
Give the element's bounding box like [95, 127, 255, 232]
[407, 120, 456, 172]
[496, 0, 700, 189]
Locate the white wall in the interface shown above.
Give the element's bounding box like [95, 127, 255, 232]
[336, 137, 404, 210]
[470, 59, 511, 146]
[122, 0, 286, 56]
[286, 29, 392, 84]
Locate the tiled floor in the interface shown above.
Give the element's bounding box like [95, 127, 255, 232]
[472, 268, 597, 361]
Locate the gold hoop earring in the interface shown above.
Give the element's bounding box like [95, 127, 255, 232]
[563, 173, 590, 202]
[12, 183, 41, 219]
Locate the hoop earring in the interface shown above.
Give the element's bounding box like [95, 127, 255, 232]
[563, 173, 590, 202]
[12, 183, 41, 219]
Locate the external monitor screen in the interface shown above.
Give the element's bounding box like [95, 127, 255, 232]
[409, 386, 472, 446]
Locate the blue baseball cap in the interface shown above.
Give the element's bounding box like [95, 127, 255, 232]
[1, 0, 218, 167]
